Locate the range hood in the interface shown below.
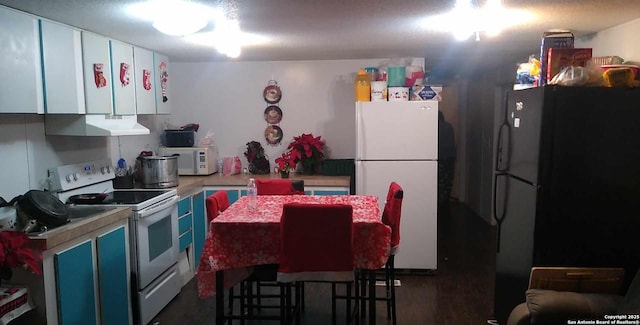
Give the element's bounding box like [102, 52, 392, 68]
[45, 114, 150, 136]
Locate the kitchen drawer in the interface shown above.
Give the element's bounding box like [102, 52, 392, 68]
[178, 213, 192, 234]
[179, 230, 192, 252]
[178, 197, 191, 216]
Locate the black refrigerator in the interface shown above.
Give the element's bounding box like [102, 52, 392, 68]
[492, 86, 640, 323]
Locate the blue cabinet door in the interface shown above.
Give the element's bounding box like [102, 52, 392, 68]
[192, 191, 206, 268]
[55, 240, 97, 325]
[96, 225, 130, 325]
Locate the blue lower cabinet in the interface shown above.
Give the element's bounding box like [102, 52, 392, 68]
[192, 191, 205, 268]
[96, 226, 130, 325]
[55, 240, 97, 325]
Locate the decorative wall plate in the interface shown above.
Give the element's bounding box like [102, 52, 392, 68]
[264, 105, 283, 124]
[264, 125, 284, 145]
[263, 80, 282, 104]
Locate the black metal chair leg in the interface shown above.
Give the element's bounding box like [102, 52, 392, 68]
[389, 256, 397, 325]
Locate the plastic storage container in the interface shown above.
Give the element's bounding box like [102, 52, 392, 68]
[354, 69, 371, 102]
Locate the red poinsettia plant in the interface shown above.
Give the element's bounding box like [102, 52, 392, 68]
[275, 150, 297, 173]
[287, 133, 325, 174]
[0, 231, 42, 280]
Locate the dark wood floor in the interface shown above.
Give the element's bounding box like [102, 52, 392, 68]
[151, 201, 497, 325]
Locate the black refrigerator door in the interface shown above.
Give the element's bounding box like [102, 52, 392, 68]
[505, 88, 545, 184]
[493, 173, 538, 324]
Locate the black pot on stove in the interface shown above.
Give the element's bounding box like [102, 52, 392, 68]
[16, 190, 69, 228]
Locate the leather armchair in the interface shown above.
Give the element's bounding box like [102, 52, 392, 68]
[507, 267, 640, 325]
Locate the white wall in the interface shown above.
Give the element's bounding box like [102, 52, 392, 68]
[576, 17, 640, 62]
[169, 58, 423, 170]
[0, 115, 109, 198]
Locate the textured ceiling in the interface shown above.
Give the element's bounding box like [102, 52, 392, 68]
[2, 0, 640, 69]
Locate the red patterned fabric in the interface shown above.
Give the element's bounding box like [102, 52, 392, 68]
[382, 182, 404, 251]
[255, 179, 304, 195]
[277, 203, 354, 282]
[195, 195, 390, 299]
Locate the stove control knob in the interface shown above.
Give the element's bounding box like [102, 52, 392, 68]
[101, 167, 108, 174]
[65, 173, 73, 182]
[73, 172, 79, 181]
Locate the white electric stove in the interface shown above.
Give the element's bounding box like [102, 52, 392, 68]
[48, 159, 181, 325]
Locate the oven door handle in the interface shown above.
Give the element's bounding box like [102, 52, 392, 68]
[136, 196, 178, 219]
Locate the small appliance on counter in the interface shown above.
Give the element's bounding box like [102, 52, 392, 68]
[137, 155, 179, 188]
[161, 123, 200, 147]
[160, 146, 218, 175]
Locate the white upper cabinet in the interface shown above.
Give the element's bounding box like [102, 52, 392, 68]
[154, 53, 171, 115]
[110, 40, 136, 115]
[0, 6, 44, 113]
[40, 20, 85, 114]
[133, 47, 156, 115]
[82, 31, 113, 114]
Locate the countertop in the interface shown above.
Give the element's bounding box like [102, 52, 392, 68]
[29, 207, 131, 251]
[30, 173, 349, 249]
[175, 173, 351, 197]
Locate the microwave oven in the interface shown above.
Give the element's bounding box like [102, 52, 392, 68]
[160, 147, 218, 175]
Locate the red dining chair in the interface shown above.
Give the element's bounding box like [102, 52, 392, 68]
[256, 179, 305, 195]
[252, 179, 307, 312]
[206, 191, 245, 319]
[277, 203, 358, 325]
[360, 182, 403, 325]
[205, 194, 220, 223]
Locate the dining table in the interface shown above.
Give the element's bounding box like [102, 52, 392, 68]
[195, 194, 392, 325]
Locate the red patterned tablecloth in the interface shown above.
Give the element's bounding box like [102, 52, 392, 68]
[196, 195, 391, 299]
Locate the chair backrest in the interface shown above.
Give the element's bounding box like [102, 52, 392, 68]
[256, 179, 305, 195]
[277, 203, 354, 283]
[382, 182, 404, 251]
[205, 194, 220, 223]
[205, 191, 231, 223]
[212, 190, 230, 212]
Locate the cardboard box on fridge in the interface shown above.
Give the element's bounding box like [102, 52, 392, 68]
[539, 31, 574, 85]
[411, 85, 442, 101]
[547, 48, 592, 82]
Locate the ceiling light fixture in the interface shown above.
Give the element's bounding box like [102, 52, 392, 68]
[186, 19, 269, 59]
[423, 0, 533, 41]
[128, 0, 222, 36]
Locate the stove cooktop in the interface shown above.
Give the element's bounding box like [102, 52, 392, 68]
[73, 190, 171, 205]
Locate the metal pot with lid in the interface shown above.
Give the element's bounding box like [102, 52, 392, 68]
[137, 155, 179, 188]
[16, 190, 69, 229]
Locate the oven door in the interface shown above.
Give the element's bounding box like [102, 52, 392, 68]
[132, 195, 179, 288]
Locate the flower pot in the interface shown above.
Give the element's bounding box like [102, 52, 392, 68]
[301, 161, 319, 175]
[280, 171, 290, 178]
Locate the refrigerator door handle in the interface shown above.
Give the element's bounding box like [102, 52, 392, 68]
[493, 172, 509, 253]
[496, 92, 512, 172]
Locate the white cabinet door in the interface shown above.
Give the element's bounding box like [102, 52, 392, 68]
[40, 20, 85, 114]
[82, 31, 113, 114]
[0, 6, 43, 113]
[134, 47, 156, 114]
[110, 40, 136, 115]
[154, 52, 171, 115]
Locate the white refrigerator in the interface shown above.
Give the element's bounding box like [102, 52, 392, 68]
[355, 100, 438, 270]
